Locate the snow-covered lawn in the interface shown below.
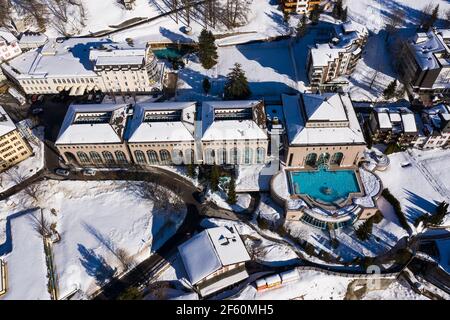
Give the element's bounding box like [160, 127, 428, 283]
[236, 164, 274, 192]
[377, 149, 450, 229]
[0, 180, 186, 298]
[1, 210, 50, 300]
[0, 126, 45, 194]
[208, 191, 252, 213]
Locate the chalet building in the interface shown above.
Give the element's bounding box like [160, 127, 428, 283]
[414, 104, 450, 149]
[282, 92, 366, 168]
[368, 105, 419, 147]
[56, 104, 132, 166]
[178, 226, 251, 297]
[281, 0, 321, 14]
[1, 37, 164, 96]
[399, 29, 450, 105]
[0, 106, 33, 172]
[307, 21, 368, 91]
[0, 28, 22, 63]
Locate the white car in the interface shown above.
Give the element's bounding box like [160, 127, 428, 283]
[82, 169, 96, 176]
[55, 168, 70, 176]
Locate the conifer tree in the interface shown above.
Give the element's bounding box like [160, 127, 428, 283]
[423, 4, 440, 30]
[210, 165, 219, 192]
[296, 14, 308, 39]
[332, 0, 343, 20]
[227, 176, 237, 205]
[309, 4, 322, 24]
[383, 80, 397, 99]
[198, 28, 218, 69]
[202, 77, 211, 94]
[224, 63, 251, 100]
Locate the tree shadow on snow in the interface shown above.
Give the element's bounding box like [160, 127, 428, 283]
[78, 244, 116, 286]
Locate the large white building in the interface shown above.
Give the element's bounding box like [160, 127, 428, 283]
[1, 37, 164, 96]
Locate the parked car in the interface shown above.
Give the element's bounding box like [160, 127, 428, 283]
[82, 169, 96, 176]
[400, 161, 412, 168]
[31, 107, 44, 115]
[55, 168, 70, 176]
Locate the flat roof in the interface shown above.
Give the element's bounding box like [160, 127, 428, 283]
[0, 105, 17, 137]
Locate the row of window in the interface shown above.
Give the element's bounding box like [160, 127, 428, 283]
[204, 147, 266, 165]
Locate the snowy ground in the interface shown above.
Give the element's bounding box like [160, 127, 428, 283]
[236, 164, 274, 192]
[0, 180, 186, 299]
[0, 126, 45, 194]
[208, 191, 252, 213]
[377, 149, 450, 230]
[233, 268, 425, 300]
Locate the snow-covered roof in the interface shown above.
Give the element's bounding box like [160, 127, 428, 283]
[377, 112, 392, 129]
[401, 113, 418, 133]
[373, 105, 418, 134]
[56, 103, 129, 145]
[200, 100, 267, 141]
[0, 106, 17, 137]
[19, 33, 48, 45]
[89, 44, 147, 67]
[3, 37, 116, 78]
[126, 102, 196, 143]
[282, 93, 365, 146]
[408, 29, 450, 71]
[310, 43, 341, 67]
[0, 28, 18, 44]
[178, 226, 250, 285]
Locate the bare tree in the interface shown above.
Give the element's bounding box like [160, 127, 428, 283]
[30, 209, 52, 238]
[114, 247, 136, 272]
[23, 182, 40, 203]
[419, 3, 435, 28]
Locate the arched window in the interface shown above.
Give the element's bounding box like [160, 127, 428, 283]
[256, 147, 265, 164]
[102, 151, 115, 164]
[217, 148, 227, 165]
[77, 151, 90, 164]
[331, 152, 344, 166]
[205, 148, 215, 165]
[134, 150, 147, 164]
[317, 152, 330, 166]
[115, 151, 128, 164]
[244, 147, 253, 164]
[147, 150, 159, 164]
[64, 152, 77, 164]
[305, 153, 317, 167]
[89, 151, 102, 164]
[184, 149, 195, 165]
[229, 147, 240, 164]
[172, 149, 184, 165]
[159, 149, 171, 165]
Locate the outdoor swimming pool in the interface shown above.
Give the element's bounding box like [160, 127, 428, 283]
[289, 167, 361, 204]
[153, 47, 190, 60]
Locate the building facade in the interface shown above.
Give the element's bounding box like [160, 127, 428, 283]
[307, 21, 368, 91]
[56, 100, 270, 167]
[0, 28, 22, 63]
[282, 93, 366, 168]
[0, 106, 33, 172]
[1, 38, 164, 96]
[281, 0, 321, 14]
[414, 104, 450, 149]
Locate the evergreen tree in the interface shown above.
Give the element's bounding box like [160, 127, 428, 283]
[227, 176, 237, 205]
[332, 0, 343, 20]
[423, 4, 440, 30]
[210, 165, 219, 192]
[198, 28, 218, 69]
[342, 7, 348, 22]
[383, 80, 397, 99]
[224, 63, 251, 100]
[117, 287, 142, 300]
[309, 4, 321, 25]
[187, 163, 196, 178]
[202, 77, 211, 94]
[296, 14, 308, 39]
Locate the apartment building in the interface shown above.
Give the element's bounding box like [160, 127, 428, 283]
[282, 92, 366, 168]
[281, 0, 321, 14]
[56, 103, 132, 166]
[415, 104, 450, 149]
[399, 29, 450, 105]
[0, 28, 22, 62]
[0, 106, 33, 172]
[368, 105, 419, 147]
[1, 37, 164, 96]
[56, 100, 270, 167]
[307, 20, 368, 91]
[178, 225, 250, 297]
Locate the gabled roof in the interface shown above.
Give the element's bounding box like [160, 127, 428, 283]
[302, 93, 348, 122]
[126, 102, 196, 143]
[0, 106, 17, 137]
[56, 103, 129, 145]
[0, 28, 18, 44]
[178, 226, 250, 285]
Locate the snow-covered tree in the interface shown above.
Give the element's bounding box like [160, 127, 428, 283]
[224, 63, 251, 100]
[198, 28, 218, 69]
